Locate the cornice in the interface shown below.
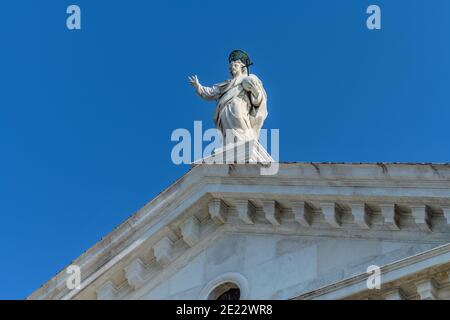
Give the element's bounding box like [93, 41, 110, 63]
[27, 163, 450, 300]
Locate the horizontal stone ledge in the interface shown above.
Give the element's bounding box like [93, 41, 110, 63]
[202, 198, 450, 231]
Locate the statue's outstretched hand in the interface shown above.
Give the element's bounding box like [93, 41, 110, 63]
[188, 75, 201, 89]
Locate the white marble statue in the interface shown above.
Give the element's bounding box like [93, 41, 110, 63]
[189, 50, 268, 143]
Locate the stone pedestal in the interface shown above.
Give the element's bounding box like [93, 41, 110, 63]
[194, 139, 274, 165]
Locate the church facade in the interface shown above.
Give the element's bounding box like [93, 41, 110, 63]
[28, 163, 450, 300]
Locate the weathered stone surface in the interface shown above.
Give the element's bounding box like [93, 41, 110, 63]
[233, 199, 255, 225]
[27, 163, 450, 300]
[208, 198, 227, 224]
[153, 237, 174, 267]
[124, 258, 146, 289]
[180, 216, 201, 247]
[96, 281, 118, 300]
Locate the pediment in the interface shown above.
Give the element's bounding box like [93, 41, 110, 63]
[27, 163, 450, 300]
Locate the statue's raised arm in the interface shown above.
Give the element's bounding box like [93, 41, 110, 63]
[189, 75, 225, 101]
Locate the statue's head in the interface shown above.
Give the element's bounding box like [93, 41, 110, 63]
[228, 49, 252, 77]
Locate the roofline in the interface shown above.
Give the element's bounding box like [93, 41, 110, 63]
[28, 162, 450, 299]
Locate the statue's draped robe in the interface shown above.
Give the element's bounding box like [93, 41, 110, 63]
[196, 74, 268, 143]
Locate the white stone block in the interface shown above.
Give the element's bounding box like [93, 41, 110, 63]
[321, 202, 340, 228]
[384, 288, 404, 300]
[124, 258, 146, 290]
[208, 198, 227, 224]
[96, 281, 118, 300]
[442, 207, 450, 225]
[291, 201, 309, 227]
[379, 204, 399, 230]
[410, 205, 431, 231]
[234, 199, 255, 224]
[262, 200, 281, 226]
[349, 202, 369, 229]
[154, 237, 174, 267]
[416, 279, 437, 300]
[180, 216, 200, 247]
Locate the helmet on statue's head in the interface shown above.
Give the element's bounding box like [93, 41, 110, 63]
[228, 49, 253, 68]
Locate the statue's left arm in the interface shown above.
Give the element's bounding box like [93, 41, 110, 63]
[242, 75, 264, 107]
[242, 74, 268, 137]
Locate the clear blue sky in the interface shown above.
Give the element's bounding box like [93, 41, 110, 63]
[1, 0, 449, 299]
